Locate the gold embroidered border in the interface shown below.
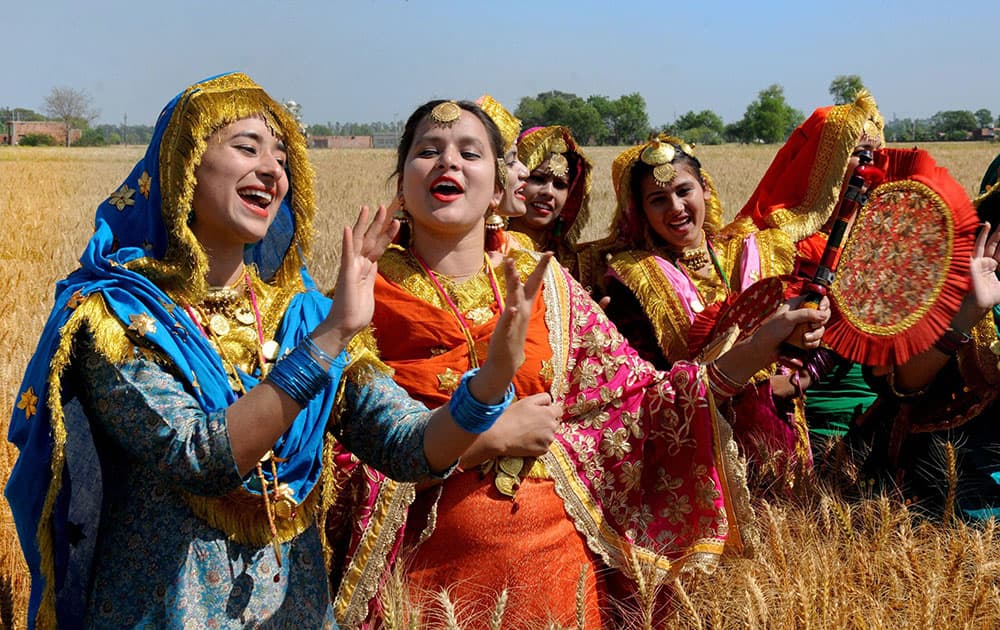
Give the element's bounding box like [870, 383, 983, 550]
[33, 293, 118, 627]
[608, 251, 692, 361]
[541, 254, 573, 401]
[833, 180, 953, 335]
[333, 479, 415, 629]
[707, 375, 756, 557]
[752, 228, 797, 280]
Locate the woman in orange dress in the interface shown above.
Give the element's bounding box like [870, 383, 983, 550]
[329, 99, 831, 628]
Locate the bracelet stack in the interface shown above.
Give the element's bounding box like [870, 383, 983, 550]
[706, 361, 745, 399]
[933, 326, 971, 356]
[266, 335, 349, 407]
[449, 368, 516, 434]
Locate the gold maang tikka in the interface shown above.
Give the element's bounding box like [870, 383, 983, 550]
[640, 140, 677, 188]
[545, 136, 570, 178]
[430, 101, 462, 127]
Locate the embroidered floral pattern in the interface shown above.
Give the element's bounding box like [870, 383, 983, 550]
[108, 184, 136, 211]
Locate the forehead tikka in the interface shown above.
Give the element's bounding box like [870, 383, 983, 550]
[545, 136, 570, 178]
[430, 101, 462, 127]
[639, 140, 695, 188]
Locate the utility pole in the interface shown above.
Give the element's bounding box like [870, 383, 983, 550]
[122, 114, 127, 146]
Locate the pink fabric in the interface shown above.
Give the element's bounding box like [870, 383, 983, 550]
[329, 258, 746, 627]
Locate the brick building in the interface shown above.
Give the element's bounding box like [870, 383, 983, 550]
[2, 121, 82, 145]
[309, 135, 373, 149]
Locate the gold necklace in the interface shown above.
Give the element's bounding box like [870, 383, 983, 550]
[184, 270, 276, 392]
[675, 231, 710, 271]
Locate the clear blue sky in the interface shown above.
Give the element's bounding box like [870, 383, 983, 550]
[6, 0, 994, 128]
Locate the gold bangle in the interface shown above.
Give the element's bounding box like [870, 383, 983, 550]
[886, 366, 928, 399]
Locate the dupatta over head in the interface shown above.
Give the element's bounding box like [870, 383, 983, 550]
[5, 72, 336, 627]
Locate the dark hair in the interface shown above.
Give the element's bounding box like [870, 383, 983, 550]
[393, 100, 504, 181]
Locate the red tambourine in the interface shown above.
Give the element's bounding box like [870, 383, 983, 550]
[824, 148, 979, 366]
[689, 276, 786, 361]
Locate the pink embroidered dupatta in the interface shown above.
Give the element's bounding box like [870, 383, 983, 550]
[327, 254, 751, 627]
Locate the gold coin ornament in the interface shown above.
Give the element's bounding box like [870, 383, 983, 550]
[262, 340, 280, 361]
[209, 313, 231, 336]
[498, 456, 525, 476]
[430, 101, 462, 127]
[465, 306, 494, 326]
[549, 137, 568, 154]
[495, 473, 519, 498]
[990, 340, 1000, 356]
[235, 308, 256, 325]
[547, 153, 570, 178]
[641, 141, 675, 167]
[652, 163, 677, 187]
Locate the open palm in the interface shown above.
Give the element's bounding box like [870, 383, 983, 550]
[970, 221, 1000, 311]
[328, 205, 399, 338]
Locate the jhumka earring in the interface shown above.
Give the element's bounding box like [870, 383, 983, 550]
[485, 206, 506, 253]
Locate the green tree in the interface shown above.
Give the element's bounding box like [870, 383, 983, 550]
[43, 86, 100, 146]
[514, 91, 604, 144]
[307, 123, 334, 136]
[74, 128, 108, 146]
[930, 110, 977, 140]
[0, 107, 47, 121]
[975, 108, 993, 128]
[610, 93, 650, 145]
[671, 110, 724, 135]
[829, 75, 865, 105]
[733, 84, 803, 143]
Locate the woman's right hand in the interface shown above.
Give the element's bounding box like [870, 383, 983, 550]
[312, 205, 398, 352]
[458, 393, 562, 467]
[714, 296, 831, 386]
[468, 253, 552, 404]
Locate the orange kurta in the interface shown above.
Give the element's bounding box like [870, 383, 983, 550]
[372, 249, 604, 627]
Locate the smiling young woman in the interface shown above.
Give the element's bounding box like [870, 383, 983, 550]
[4, 75, 536, 628]
[507, 125, 593, 281]
[328, 103, 831, 629]
[596, 134, 826, 489]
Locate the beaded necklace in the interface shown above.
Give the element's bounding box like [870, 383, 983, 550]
[411, 250, 505, 369]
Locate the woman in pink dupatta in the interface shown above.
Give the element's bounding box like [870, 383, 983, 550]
[598, 135, 818, 487]
[325, 103, 829, 628]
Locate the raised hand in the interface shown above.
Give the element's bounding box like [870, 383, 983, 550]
[469, 253, 553, 404]
[969, 221, 1000, 312]
[318, 205, 399, 345]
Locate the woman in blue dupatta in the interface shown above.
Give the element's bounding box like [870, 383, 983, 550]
[5, 73, 539, 628]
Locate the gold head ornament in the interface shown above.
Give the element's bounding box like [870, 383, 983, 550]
[547, 153, 570, 178]
[430, 101, 462, 127]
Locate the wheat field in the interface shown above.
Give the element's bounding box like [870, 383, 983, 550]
[2, 142, 999, 628]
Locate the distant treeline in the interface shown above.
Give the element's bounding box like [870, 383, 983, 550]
[6, 75, 999, 147]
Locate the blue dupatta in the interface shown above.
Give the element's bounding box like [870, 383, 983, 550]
[6, 72, 334, 627]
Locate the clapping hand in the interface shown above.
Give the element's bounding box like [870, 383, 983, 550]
[322, 205, 399, 343]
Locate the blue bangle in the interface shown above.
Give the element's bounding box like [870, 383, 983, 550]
[303, 335, 340, 371]
[448, 368, 515, 434]
[266, 342, 333, 407]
